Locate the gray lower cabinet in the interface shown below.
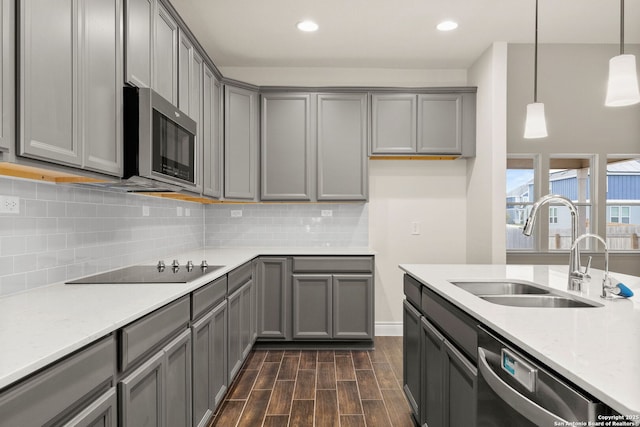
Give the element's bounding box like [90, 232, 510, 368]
[227, 275, 254, 382]
[402, 299, 421, 422]
[0, 0, 14, 152]
[316, 93, 368, 200]
[192, 300, 228, 427]
[63, 387, 117, 427]
[260, 93, 313, 201]
[119, 328, 192, 427]
[0, 336, 115, 427]
[255, 257, 290, 340]
[153, 1, 177, 105]
[124, 0, 153, 88]
[203, 66, 222, 198]
[333, 275, 373, 339]
[421, 316, 445, 427]
[19, 0, 122, 176]
[224, 85, 259, 200]
[443, 340, 477, 427]
[292, 274, 333, 339]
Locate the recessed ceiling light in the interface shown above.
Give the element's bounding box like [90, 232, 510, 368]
[437, 20, 458, 31]
[297, 20, 319, 32]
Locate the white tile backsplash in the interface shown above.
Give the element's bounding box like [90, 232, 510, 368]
[0, 176, 204, 297]
[0, 175, 370, 297]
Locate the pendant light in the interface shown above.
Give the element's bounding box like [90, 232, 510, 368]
[605, 0, 640, 107]
[524, 0, 548, 139]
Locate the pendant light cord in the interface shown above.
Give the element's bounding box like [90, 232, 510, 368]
[534, 0, 539, 102]
[620, 0, 624, 55]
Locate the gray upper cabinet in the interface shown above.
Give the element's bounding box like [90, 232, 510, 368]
[417, 94, 462, 155]
[124, 0, 153, 88]
[261, 94, 313, 201]
[0, 0, 14, 153]
[370, 90, 476, 157]
[317, 93, 368, 201]
[81, 0, 123, 176]
[178, 30, 193, 114]
[153, 2, 177, 105]
[20, 0, 123, 176]
[371, 94, 417, 154]
[224, 85, 259, 200]
[203, 66, 222, 198]
[19, 0, 80, 166]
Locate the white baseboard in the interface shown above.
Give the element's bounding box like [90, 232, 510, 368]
[375, 322, 403, 336]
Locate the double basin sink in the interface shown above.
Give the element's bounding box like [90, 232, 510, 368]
[449, 280, 602, 308]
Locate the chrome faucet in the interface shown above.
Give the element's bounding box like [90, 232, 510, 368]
[570, 233, 610, 295]
[522, 194, 584, 291]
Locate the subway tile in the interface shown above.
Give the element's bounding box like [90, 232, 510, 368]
[0, 256, 13, 275]
[25, 200, 47, 217]
[36, 183, 58, 201]
[1, 236, 26, 256]
[2, 273, 27, 295]
[12, 180, 37, 198]
[26, 270, 48, 290]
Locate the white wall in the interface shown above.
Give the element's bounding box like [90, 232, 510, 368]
[368, 160, 469, 327]
[466, 42, 509, 263]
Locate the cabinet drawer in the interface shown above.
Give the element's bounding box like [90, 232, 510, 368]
[120, 296, 190, 372]
[192, 276, 227, 320]
[421, 286, 477, 363]
[228, 262, 252, 294]
[0, 335, 115, 427]
[403, 274, 422, 309]
[292, 256, 373, 273]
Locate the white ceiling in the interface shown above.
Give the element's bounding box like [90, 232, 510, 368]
[170, 0, 640, 70]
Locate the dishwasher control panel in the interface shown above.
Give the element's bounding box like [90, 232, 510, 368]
[501, 348, 538, 393]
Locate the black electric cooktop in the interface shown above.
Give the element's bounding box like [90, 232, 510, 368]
[66, 264, 223, 284]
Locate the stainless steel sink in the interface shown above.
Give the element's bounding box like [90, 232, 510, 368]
[449, 280, 551, 296]
[479, 295, 602, 308]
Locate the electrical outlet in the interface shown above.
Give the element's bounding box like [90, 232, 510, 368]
[142, 205, 150, 217]
[177, 206, 183, 217]
[321, 210, 333, 217]
[185, 208, 191, 217]
[231, 210, 242, 218]
[0, 196, 20, 214]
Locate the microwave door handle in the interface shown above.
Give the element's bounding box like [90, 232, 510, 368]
[478, 348, 569, 425]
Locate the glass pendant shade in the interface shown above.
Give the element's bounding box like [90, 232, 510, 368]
[605, 54, 640, 106]
[524, 102, 548, 139]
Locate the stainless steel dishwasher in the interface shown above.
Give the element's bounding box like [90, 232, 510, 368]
[477, 326, 606, 426]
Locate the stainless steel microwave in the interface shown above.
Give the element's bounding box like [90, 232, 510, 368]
[123, 87, 197, 190]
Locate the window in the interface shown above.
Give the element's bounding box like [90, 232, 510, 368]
[549, 207, 558, 224]
[506, 158, 535, 250]
[606, 158, 640, 251]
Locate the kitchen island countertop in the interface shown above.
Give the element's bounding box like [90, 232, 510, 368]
[399, 264, 640, 418]
[0, 247, 374, 391]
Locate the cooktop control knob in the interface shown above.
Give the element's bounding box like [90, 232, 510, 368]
[157, 260, 165, 272]
[171, 259, 180, 268]
[186, 260, 194, 271]
[200, 260, 208, 270]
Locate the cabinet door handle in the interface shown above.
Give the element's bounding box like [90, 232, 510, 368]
[478, 347, 567, 425]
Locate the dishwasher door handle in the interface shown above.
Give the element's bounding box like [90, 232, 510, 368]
[478, 347, 569, 425]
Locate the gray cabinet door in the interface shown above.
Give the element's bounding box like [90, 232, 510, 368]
[224, 85, 258, 200]
[177, 30, 193, 114]
[261, 94, 313, 200]
[256, 257, 289, 339]
[191, 300, 227, 427]
[153, 2, 177, 105]
[417, 94, 463, 155]
[292, 274, 332, 339]
[402, 300, 421, 421]
[227, 285, 243, 382]
[63, 387, 117, 427]
[0, 0, 13, 152]
[81, 0, 123, 176]
[443, 339, 477, 427]
[203, 66, 222, 198]
[316, 93, 368, 201]
[421, 316, 444, 427]
[371, 94, 417, 154]
[119, 350, 164, 427]
[164, 329, 192, 427]
[19, 0, 80, 166]
[240, 278, 253, 359]
[124, 0, 152, 88]
[333, 274, 373, 339]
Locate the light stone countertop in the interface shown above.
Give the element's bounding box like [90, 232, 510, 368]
[0, 247, 374, 391]
[399, 264, 640, 418]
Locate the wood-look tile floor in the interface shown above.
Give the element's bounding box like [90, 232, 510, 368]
[209, 336, 414, 427]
